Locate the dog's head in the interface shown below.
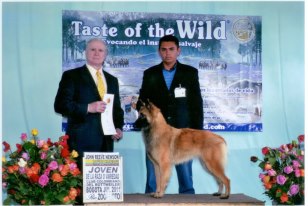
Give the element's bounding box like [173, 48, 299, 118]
[134, 100, 160, 129]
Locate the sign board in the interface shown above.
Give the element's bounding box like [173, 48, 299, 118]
[83, 152, 123, 203]
[62, 10, 262, 132]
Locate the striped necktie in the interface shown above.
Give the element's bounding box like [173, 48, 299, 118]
[96, 70, 106, 100]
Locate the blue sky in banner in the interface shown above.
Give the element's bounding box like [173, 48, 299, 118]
[62, 10, 262, 132]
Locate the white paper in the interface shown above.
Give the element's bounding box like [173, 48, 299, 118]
[101, 94, 117, 135]
[83, 152, 123, 203]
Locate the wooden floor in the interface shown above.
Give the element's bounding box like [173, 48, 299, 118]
[85, 193, 264, 206]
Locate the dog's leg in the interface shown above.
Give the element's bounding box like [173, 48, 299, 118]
[158, 162, 171, 198]
[200, 147, 230, 199]
[214, 170, 230, 199]
[153, 159, 171, 198]
[200, 156, 221, 196]
[212, 179, 223, 196]
[214, 145, 230, 199]
[153, 162, 161, 197]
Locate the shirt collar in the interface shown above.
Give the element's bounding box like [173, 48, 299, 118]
[163, 62, 177, 72]
[87, 64, 102, 75]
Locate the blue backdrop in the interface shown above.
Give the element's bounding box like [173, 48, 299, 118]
[2, 1, 305, 205]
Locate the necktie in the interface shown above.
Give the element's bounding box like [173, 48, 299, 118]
[96, 70, 106, 100]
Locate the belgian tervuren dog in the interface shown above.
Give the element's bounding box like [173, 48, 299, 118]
[135, 101, 230, 199]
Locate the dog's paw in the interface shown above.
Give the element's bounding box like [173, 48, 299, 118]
[219, 195, 229, 199]
[212, 192, 221, 196]
[152, 192, 163, 198]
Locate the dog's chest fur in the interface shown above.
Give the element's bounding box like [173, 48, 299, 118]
[141, 125, 160, 153]
[141, 126, 152, 149]
[141, 124, 178, 157]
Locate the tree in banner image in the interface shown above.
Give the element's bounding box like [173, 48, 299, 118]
[62, 10, 83, 64]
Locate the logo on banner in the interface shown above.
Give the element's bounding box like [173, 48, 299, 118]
[232, 18, 256, 43]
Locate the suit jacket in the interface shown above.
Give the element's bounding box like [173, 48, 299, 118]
[138, 61, 203, 129]
[54, 65, 124, 155]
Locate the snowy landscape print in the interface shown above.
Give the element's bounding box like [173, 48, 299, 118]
[62, 10, 262, 131]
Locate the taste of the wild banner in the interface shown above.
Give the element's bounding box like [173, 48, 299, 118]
[62, 10, 262, 132]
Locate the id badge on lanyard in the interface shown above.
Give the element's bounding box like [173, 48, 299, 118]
[174, 84, 186, 98]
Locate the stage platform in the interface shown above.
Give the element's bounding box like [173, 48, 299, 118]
[85, 193, 264, 206]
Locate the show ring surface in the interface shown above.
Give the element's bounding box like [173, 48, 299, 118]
[85, 193, 264, 206]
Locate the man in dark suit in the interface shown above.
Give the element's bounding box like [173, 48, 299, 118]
[137, 35, 204, 194]
[54, 38, 124, 167]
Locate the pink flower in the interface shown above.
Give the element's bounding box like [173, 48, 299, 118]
[277, 175, 287, 185]
[268, 169, 277, 176]
[280, 144, 289, 153]
[21, 152, 29, 161]
[40, 152, 47, 160]
[19, 167, 26, 174]
[259, 173, 265, 179]
[69, 162, 77, 171]
[284, 166, 293, 174]
[288, 184, 299, 196]
[294, 169, 300, 177]
[48, 161, 58, 170]
[58, 164, 64, 171]
[298, 155, 304, 161]
[44, 168, 51, 176]
[292, 160, 300, 168]
[36, 140, 44, 148]
[20, 133, 27, 141]
[38, 174, 49, 187]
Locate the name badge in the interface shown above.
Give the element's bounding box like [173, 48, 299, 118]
[174, 85, 186, 98]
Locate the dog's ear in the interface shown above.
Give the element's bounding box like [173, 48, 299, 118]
[139, 99, 145, 106]
[145, 99, 151, 109]
[148, 101, 155, 109]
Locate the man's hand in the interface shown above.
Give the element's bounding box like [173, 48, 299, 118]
[112, 128, 123, 141]
[88, 101, 107, 113]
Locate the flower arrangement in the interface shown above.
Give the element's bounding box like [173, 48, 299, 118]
[250, 135, 305, 205]
[2, 129, 82, 205]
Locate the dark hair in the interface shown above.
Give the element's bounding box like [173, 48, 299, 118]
[158, 35, 179, 49]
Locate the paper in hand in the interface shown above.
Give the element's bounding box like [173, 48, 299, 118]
[101, 94, 117, 135]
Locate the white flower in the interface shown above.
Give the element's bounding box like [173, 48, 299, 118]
[17, 158, 27, 167]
